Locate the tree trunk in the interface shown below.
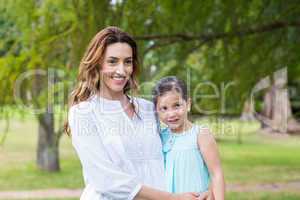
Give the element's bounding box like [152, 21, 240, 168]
[260, 85, 275, 130]
[37, 112, 60, 172]
[240, 99, 256, 121]
[260, 68, 300, 134]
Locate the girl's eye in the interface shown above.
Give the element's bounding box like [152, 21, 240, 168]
[160, 107, 167, 112]
[125, 60, 133, 65]
[175, 103, 181, 108]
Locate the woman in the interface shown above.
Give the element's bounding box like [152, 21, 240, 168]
[66, 27, 205, 200]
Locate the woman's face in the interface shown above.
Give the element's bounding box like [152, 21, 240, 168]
[100, 42, 133, 96]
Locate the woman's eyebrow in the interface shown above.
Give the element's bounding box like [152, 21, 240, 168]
[107, 56, 118, 59]
[107, 56, 132, 60]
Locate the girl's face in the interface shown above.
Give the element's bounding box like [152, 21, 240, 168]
[156, 91, 191, 132]
[100, 42, 133, 96]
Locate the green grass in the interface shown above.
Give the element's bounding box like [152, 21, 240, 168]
[227, 192, 300, 199]
[221, 141, 300, 184]
[1, 116, 300, 199]
[0, 118, 84, 190]
[196, 117, 300, 184]
[0, 158, 83, 190]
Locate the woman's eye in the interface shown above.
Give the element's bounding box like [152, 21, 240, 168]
[107, 60, 117, 64]
[175, 103, 181, 108]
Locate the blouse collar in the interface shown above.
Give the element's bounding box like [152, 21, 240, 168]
[90, 94, 139, 115]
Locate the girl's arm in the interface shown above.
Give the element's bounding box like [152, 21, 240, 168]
[197, 128, 225, 200]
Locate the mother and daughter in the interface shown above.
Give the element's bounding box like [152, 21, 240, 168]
[66, 26, 225, 200]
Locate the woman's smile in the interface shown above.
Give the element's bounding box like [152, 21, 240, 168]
[111, 74, 127, 85]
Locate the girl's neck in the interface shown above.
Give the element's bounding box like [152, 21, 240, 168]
[170, 120, 193, 134]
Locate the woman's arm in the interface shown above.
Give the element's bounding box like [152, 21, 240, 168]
[197, 128, 225, 200]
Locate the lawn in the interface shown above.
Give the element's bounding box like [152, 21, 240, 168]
[1, 115, 300, 199]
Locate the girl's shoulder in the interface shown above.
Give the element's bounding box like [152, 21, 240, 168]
[194, 124, 210, 134]
[195, 124, 215, 144]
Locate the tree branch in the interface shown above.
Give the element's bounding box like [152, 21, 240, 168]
[135, 20, 300, 52]
[143, 38, 181, 55]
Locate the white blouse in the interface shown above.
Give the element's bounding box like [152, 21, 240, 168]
[68, 95, 166, 200]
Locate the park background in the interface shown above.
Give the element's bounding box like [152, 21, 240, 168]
[0, 0, 300, 199]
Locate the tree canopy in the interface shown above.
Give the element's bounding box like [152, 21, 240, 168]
[1, 0, 299, 170]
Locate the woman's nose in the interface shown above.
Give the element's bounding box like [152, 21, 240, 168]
[115, 63, 126, 74]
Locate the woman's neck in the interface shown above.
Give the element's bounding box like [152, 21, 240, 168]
[99, 90, 125, 101]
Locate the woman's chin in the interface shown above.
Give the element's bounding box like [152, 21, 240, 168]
[108, 85, 126, 93]
[105, 79, 128, 93]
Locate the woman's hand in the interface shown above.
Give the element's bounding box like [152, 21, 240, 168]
[197, 190, 214, 200]
[134, 186, 201, 200]
[172, 192, 200, 200]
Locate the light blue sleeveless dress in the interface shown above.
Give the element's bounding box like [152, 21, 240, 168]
[160, 124, 210, 193]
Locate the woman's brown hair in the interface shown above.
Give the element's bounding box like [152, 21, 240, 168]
[65, 26, 139, 135]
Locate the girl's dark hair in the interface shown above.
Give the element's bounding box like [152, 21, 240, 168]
[152, 76, 188, 109]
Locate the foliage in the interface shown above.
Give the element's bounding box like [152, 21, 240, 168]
[1, 0, 299, 115]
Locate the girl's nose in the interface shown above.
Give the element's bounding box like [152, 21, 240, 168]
[166, 110, 176, 118]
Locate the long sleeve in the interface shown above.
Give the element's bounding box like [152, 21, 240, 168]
[68, 103, 142, 200]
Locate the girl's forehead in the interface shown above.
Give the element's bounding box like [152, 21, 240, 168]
[158, 91, 184, 103]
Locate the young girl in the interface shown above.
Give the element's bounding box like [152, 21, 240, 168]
[153, 76, 225, 200]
